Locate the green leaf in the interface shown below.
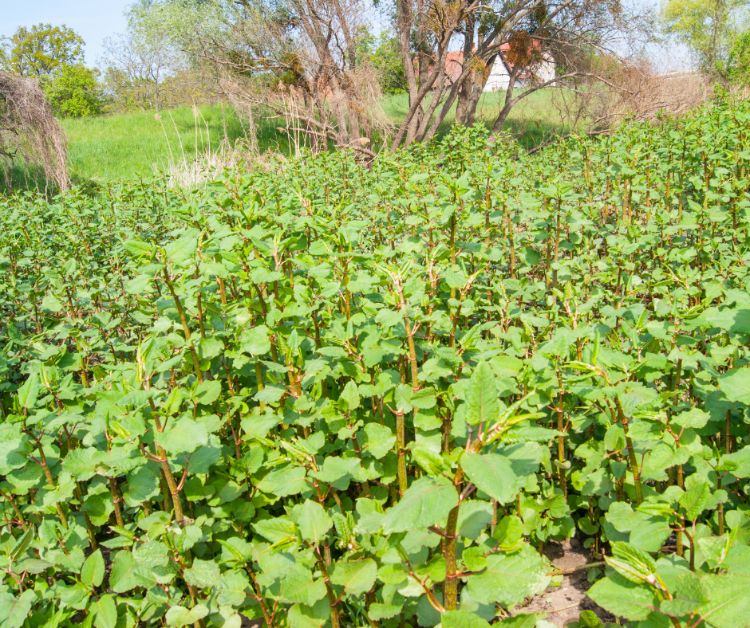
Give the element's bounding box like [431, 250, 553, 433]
[41, 293, 63, 312]
[382, 476, 458, 533]
[193, 380, 221, 405]
[0, 425, 28, 476]
[293, 500, 333, 544]
[241, 325, 271, 355]
[124, 239, 155, 257]
[16, 374, 39, 410]
[719, 446, 750, 478]
[109, 550, 139, 593]
[461, 452, 518, 504]
[363, 423, 395, 459]
[10, 526, 35, 561]
[184, 558, 221, 589]
[718, 368, 750, 404]
[605, 542, 656, 585]
[62, 448, 105, 481]
[156, 419, 209, 455]
[124, 463, 161, 505]
[412, 447, 451, 476]
[496, 614, 546, 627]
[465, 361, 499, 425]
[198, 336, 224, 360]
[257, 465, 307, 497]
[288, 601, 330, 628]
[81, 549, 105, 589]
[465, 545, 550, 607]
[339, 380, 360, 411]
[0, 589, 35, 628]
[539, 326, 577, 358]
[672, 408, 710, 429]
[576, 610, 604, 627]
[679, 475, 711, 521]
[279, 564, 328, 606]
[660, 572, 707, 617]
[330, 558, 377, 595]
[441, 610, 491, 627]
[603, 502, 671, 553]
[91, 594, 118, 628]
[165, 604, 209, 627]
[165, 233, 198, 264]
[316, 456, 362, 490]
[587, 572, 658, 621]
[253, 386, 285, 404]
[697, 574, 750, 627]
[493, 515, 524, 552]
[216, 570, 251, 607]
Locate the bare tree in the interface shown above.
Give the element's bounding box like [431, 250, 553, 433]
[391, 0, 651, 148]
[176, 0, 389, 154]
[153, 0, 651, 151]
[102, 2, 189, 110]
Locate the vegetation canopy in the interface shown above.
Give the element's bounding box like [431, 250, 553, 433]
[2, 100, 750, 627]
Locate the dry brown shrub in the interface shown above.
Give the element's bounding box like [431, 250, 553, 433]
[219, 63, 390, 160]
[599, 68, 710, 124]
[0, 72, 69, 192]
[551, 61, 711, 134]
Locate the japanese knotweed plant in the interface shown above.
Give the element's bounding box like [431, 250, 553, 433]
[2, 100, 750, 627]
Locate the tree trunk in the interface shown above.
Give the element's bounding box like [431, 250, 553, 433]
[455, 59, 491, 126]
[454, 20, 476, 126]
[492, 75, 517, 133]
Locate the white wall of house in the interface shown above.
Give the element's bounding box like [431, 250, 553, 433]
[484, 59, 512, 92]
[535, 53, 556, 85]
[483, 54, 556, 92]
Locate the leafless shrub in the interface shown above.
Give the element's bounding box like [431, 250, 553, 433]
[217, 63, 389, 161]
[619, 71, 711, 120]
[550, 61, 711, 133]
[0, 72, 69, 192]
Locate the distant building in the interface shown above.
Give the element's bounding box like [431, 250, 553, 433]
[444, 40, 556, 92]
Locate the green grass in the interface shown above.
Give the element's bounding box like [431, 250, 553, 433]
[61, 105, 250, 183]
[31, 90, 574, 185]
[382, 89, 574, 148]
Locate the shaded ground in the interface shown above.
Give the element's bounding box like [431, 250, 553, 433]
[521, 539, 609, 627]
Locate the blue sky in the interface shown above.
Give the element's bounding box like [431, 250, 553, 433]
[0, 0, 131, 65]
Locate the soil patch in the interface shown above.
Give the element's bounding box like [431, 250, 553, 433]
[519, 539, 609, 626]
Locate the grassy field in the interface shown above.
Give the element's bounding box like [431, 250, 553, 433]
[382, 89, 571, 147]
[56, 90, 570, 183]
[62, 105, 248, 183]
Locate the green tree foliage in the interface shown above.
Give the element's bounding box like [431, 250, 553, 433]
[43, 65, 103, 118]
[2, 24, 84, 78]
[356, 30, 407, 93]
[728, 30, 750, 85]
[0, 24, 101, 119]
[102, 0, 217, 110]
[663, 0, 750, 77]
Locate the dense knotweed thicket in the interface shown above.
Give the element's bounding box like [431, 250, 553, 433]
[3, 101, 750, 627]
